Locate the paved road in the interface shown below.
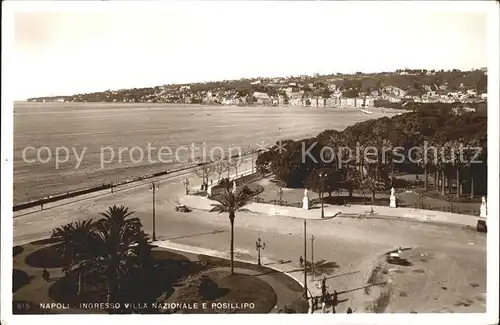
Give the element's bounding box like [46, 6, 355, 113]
[13, 158, 487, 312]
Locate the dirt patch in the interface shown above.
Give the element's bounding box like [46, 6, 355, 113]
[168, 270, 277, 313]
[386, 256, 413, 267]
[13, 269, 31, 293]
[24, 244, 70, 269]
[13, 246, 24, 257]
[454, 299, 474, 307]
[412, 269, 426, 274]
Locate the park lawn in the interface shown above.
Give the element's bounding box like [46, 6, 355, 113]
[12, 240, 307, 314]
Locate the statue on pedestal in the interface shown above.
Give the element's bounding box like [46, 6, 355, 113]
[232, 181, 237, 194]
[302, 188, 309, 210]
[480, 196, 487, 218]
[389, 187, 397, 208]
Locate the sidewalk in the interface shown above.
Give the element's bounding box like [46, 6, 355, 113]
[179, 194, 481, 228]
[153, 240, 318, 314]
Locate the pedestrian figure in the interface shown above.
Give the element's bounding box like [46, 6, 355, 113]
[321, 276, 327, 297]
[332, 289, 338, 305]
[299, 256, 304, 267]
[210, 180, 213, 185]
[346, 307, 353, 314]
[42, 268, 49, 282]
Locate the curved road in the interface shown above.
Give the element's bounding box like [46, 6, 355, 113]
[13, 159, 486, 313]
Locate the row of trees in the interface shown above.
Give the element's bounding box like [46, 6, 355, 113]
[193, 149, 257, 189]
[256, 104, 487, 202]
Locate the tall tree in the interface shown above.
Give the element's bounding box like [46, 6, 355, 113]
[92, 205, 147, 303]
[51, 219, 97, 296]
[210, 189, 249, 274]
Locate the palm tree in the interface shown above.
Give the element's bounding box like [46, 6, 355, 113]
[51, 219, 97, 296]
[92, 205, 146, 303]
[210, 188, 249, 274]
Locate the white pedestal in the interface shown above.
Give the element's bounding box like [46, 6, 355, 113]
[207, 186, 212, 197]
[389, 196, 396, 208]
[302, 197, 309, 210]
[480, 205, 487, 218]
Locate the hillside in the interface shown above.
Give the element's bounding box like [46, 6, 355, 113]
[27, 68, 487, 105]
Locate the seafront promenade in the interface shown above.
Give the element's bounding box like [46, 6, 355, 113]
[180, 193, 482, 228]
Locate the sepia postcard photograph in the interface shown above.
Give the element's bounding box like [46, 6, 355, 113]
[1, 1, 499, 325]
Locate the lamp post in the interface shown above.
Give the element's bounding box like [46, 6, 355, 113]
[303, 219, 308, 299]
[255, 236, 266, 266]
[183, 178, 190, 195]
[302, 215, 333, 301]
[277, 187, 284, 206]
[311, 235, 315, 281]
[149, 181, 160, 241]
[319, 172, 328, 218]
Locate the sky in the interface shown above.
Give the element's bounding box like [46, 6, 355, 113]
[8, 1, 491, 100]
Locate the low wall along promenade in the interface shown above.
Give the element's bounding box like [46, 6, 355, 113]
[13, 151, 259, 213]
[180, 191, 482, 229]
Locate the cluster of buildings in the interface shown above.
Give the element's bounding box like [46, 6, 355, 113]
[414, 88, 485, 104]
[31, 69, 487, 109]
[287, 97, 375, 108]
[198, 82, 377, 108]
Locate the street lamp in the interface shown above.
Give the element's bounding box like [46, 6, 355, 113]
[149, 181, 160, 241]
[311, 235, 315, 281]
[277, 187, 284, 206]
[183, 178, 190, 195]
[303, 219, 308, 299]
[319, 172, 328, 218]
[301, 213, 338, 301]
[255, 236, 266, 266]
